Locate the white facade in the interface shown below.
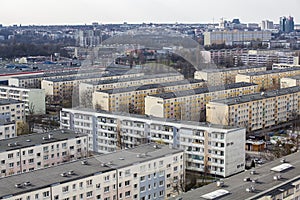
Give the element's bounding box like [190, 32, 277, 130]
[0, 144, 184, 200]
[0, 122, 15, 140]
[0, 129, 88, 177]
[0, 99, 25, 123]
[0, 85, 45, 115]
[61, 108, 246, 177]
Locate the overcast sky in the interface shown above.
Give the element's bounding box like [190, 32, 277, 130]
[0, 0, 299, 25]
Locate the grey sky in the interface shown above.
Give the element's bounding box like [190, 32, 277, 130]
[0, 0, 299, 25]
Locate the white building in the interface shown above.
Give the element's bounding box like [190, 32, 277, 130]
[0, 122, 16, 140]
[0, 99, 25, 123]
[0, 143, 184, 200]
[0, 129, 88, 177]
[0, 85, 45, 115]
[61, 108, 246, 177]
[204, 30, 272, 46]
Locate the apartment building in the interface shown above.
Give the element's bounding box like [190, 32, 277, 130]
[237, 50, 299, 66]
[272, 63, 300, 70]
[194, 66, 266, 86]
[236, 68, 300, 91]
[79, 73, 185, 107]
[0, 122, 15, 140]
[173, 151, 300, 200]
[281, 75, 300, 88]
[92, 79, 205, 114]
[208, 48, 248, 65]
[0, 85, 45, 115]
[61, 107, 246, 177]
[0, 144, 184, 200]
[206, 86, 300, 132]
[42, 72, 144, 104]
[204, 30, 272, 46]
[0, 99, 25, 123]
[145, 82, 259, 121]
[0, 129, 88, 177]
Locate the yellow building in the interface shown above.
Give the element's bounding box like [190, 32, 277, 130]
[236, 68, 300, 91]
[280, 75, 300, 88]
[79, 73, 185, 107]
[195, 66, 266, 86]
[206, 86, 300, 132]
[93, 80, 206, 114]
[145, 82, 259, 121]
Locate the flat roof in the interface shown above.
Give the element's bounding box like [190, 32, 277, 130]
[0, 99, 24, 106]
[239, 68, 300, 76]
[173, 151, 300, 200]
[97, 79, 203, 94]
[197, 66, 266, 73]
[209, 86, 300, 106]
[0, 129, 86, 153]
[64, 107, 242, 131]
[282, 75, 300, 80]
[83, 73, 185, 86]
[149, 82, 257, 99]
[45, 70, 141, 83]
[0, 143, 183, 198]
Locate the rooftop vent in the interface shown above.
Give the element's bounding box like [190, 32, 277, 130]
[246, 185, 255, 192]
[119, 157, 124, 160]
[153, 144, 160, 149]
[216, 181, 224, 187]
[81, 160, 88, 165]
[8, 143, 15, 147]
[60, 172, 68, 177]
[23, 181, 31, 186]
[250, 170, 256, 175]
[273, 175, 282, 180]
[15, 183, 23, 188]
[26, 139, 31, 142]
[68, 170, 74, 175]
[42, 136, 48, 140]
[48, 134, 53, 139]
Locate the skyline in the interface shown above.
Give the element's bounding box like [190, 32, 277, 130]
[0, 0, 299, 26]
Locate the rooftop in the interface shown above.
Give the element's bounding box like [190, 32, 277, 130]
[83, 73, 185, 86]
[209, 86, 300, 106]
[173, 151, 300, 200]
[149, 82, 257, 99]
[0, 99, 24, 106]
[63, 107, 242, 131]
[97, 79, 203, 94]
[0, 129, 86, 153]
[0, 143, 183, 198]
[197, 66, 266, 73]
[239, 68, 300, 76]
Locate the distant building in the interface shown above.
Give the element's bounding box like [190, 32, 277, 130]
[0, 85, 45, 115]
[280, 75, 300, 88]
[0, 99, 25, 123]
[280, 16, 295, 33]
[204, 30, 272, 46]
[261, 20, 274, 30]
[236, 68, 300, 90]
[206, 86, 300, 132]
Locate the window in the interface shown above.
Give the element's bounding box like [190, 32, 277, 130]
[140, 176, 145, 181]
[125, 180, 130, 186]
[86, 179, 92, 186]
[125, 191, 130, 197]
[96, 183, 101, 188]
[104, 186, 110, 192]
[43, 191, 50, 197]
[8, 153, 13, 159]
[140, 186, 145, 192]
[62, 186, 69, 193]
[86, 191, 93, 198]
